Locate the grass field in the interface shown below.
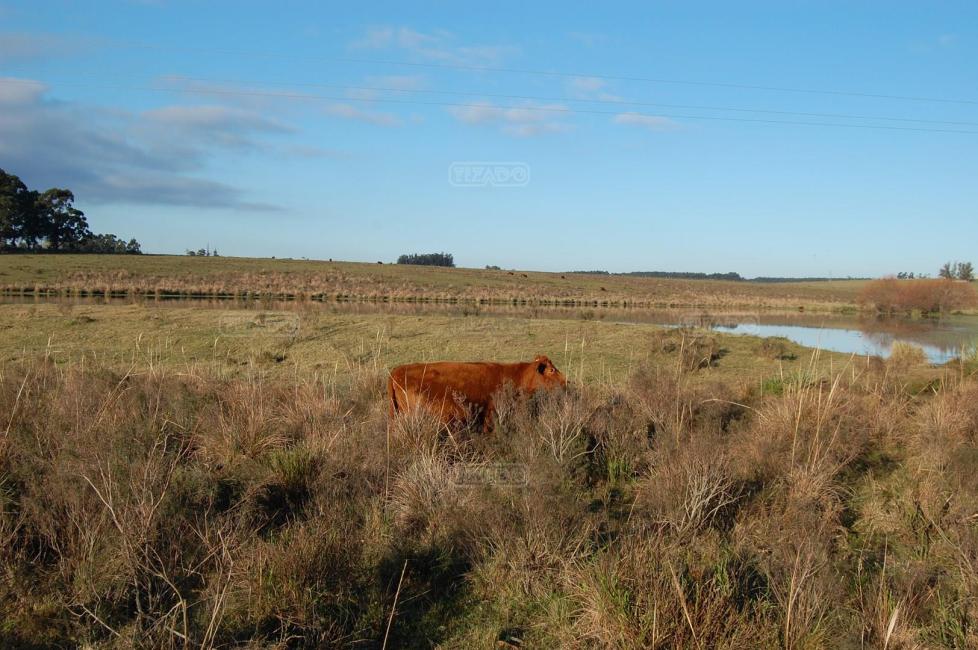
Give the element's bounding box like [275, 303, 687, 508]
[5, 296, 978, 647]
[0, 254, 869, 311]
[0, 302, 863, 385]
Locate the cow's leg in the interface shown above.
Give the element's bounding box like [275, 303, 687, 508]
[482, 399, 495, 434]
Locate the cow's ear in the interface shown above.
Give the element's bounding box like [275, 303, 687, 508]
[534, 355, 550, 374]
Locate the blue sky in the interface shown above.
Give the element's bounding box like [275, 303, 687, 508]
[1, 1, 976, 276]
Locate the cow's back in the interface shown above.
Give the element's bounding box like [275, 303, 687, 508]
[390, 361, 513, 403]
[388, 361, 516, 425]
[388, 356, 565, 431]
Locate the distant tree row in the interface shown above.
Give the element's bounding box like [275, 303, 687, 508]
[750, 276, 868, 283]
[624, 271, 744, 281]
[565, 270, 866, 283]
[0, 169, 140, 254]
[397, 252, 455, 267]
[895, 272, 931, 279]
[187, 248, 220, 257]
[939, 261, 974, 281]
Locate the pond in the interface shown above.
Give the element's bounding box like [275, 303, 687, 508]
[707, 318, 974, 364]
[2, 295, 975, 364]
[589, 309, 974, 364]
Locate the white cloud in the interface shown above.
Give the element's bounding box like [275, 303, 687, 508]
[0, 32, 95, 64]
[352, 25, 518, 66]
[143, 105, 292, 148]
[323, 103, 403, 127]
[346, 75, 425, 101]
[568, 32, 608, 48]
[354, 26, 443, 51]
[613, 112, 680, 131]
[909, 33, 960, 54]
[0, 76, 46, 104]
[567, 76, 622, 102]
[278, 144, 349, 159]
[570, 77, 606, 94]
[354, 26, 391, 49]
[365, 75, 426, 91]
[449, 101, 568, 137]
[157, 75, 314, 110]
[159, 75, 405, 126]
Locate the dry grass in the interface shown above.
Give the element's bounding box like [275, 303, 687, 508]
[1, 337, 976, 648]
[0, 253, 870, 311]
[0, 302, 865, 388]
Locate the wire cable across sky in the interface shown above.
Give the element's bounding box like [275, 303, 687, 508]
[111, 41, 978, 107]
[3, 76, 977, 135]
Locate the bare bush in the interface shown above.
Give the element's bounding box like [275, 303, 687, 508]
[637, 437, 737, 537]
[3, 351, 978, 647]
[533, 389, 593, 465]
[859, 278, 976, 314]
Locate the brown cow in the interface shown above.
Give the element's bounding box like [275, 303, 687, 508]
[387, 355, 567, 432]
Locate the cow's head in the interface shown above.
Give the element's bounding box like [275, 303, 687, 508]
[528, 354, 567, 390]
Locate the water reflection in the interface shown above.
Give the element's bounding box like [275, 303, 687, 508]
[713, 323, 960, 364]
[2, 295, 975, 363]
[680, 311, 975, 363]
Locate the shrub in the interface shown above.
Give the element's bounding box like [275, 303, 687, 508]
[758, 336, 796, 360]
[4, 351, 978, 646]
[888, 341, 928, 369]
[858, 278, 976, 314]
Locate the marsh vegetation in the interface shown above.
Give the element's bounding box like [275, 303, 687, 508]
[1, 301, 976, 647]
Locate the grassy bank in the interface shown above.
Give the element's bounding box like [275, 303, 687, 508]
[0, 302, 869, 386]
[0, 306, 974, 647]
[0, 254, 867, 311]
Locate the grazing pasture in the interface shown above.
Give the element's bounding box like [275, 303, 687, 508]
[2, 294, 976, 648]
[0, 254, 870, 311]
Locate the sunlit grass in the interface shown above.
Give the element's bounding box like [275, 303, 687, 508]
[0, 300, 971, 647]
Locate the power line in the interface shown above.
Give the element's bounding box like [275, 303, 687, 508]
[4, 77, 977, 134]
[113, 41, 978, 107]
[155, 74, 978, 128]
[13, 70, 973, 126]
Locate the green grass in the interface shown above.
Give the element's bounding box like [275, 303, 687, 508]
[0, 264, 967, 648]
[0, 295, 973, 647]
[0, 253, 869, 311]
[0, 302, 886, 386]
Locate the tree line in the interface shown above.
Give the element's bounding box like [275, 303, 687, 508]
[624, 271, 744, 281]
[0, 168, 141, 254]
[566, 270, 866, 282]
[938, 261, 974, 281]
[397, 252, 455, 267]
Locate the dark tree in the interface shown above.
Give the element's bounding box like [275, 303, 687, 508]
[78, 234, 141, 254]
[0, 169, 33, 251]
[958, 262, 975, 282]
[397, 252, 455, 267]
[36, 188, 90, 250]
[1, 169, 140, 254]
